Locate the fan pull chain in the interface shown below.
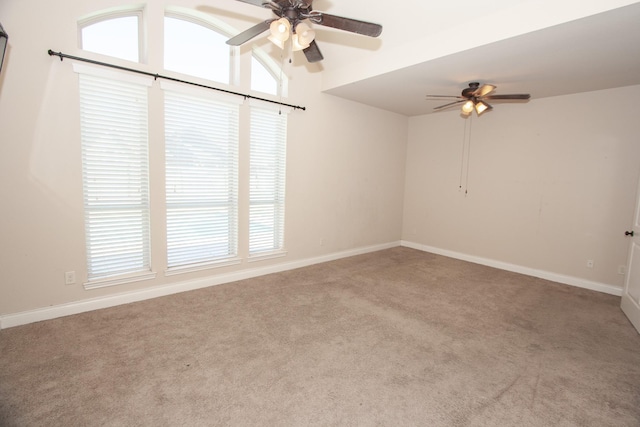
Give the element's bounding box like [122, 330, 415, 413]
[278, 44, 287, 115]
[465, 115, 473, 196]
[459, 117, 468, 191]
[459, 115, 473, 196]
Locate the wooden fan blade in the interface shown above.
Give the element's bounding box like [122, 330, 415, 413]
[226, 20, 273, 46]
[303, 40, 324, 63]
[484, 94, 531, 100]
[434, 100, 465, 111]
[476, 84, 496, 97]
[426, 95, 464, 99]
[309, 12, 382, 37]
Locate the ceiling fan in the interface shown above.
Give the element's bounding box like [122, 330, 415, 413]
[226, 0, 383, 63]
[427, 82, 531, 116]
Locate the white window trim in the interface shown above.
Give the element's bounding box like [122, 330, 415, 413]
[84, 272, 157, 290]
[247, 250, 288, 263]
[162, 80, 242, 272]
[248, 98, 293, 113]
[159, 80, 244, 104]
[248, 99, 289, 256]
[72, 63, 153, 86]
[251, 47, 289, 98]
[77, 5, 146, 63]
[76, 64, 156, 289]
[165, 257, 243, 277]
[164, 7, 240, 87]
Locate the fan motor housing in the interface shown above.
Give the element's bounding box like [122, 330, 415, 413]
[461, 82, 480, 97]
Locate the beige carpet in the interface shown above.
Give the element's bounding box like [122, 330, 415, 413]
[1, 247, 639, 426]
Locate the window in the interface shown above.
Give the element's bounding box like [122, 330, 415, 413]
[164, 85, 240, 270]
[249, 104, 289, 255]
[75, 6, 291, 285]
[79, 12, 142, 62]
[251, 57, 278, 96]
[77, 67, 153, 287]
[164, 15, 231, 84]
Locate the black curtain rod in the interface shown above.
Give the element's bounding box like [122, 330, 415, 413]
[48, 49, 306, 111]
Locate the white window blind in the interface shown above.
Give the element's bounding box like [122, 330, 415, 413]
[249, 105, 288, 254]
[79, 72, 151, 283]
[164, 88, 239, 269]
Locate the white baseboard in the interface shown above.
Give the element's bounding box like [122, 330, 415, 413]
[2, 240, 620, 329]
[0, 241, 400, 330]
[401, 240, 623, 296]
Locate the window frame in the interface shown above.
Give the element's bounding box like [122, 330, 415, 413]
[162, 81, 243, 275]
[78, 6, 146, 63]
[251, 48, 288, 97]
[74, 63, 156, 289]
[74, 5, 293, 285]
[162, 10, 239, 86]
[164, 9, 239, 87]
[248, 101, 290, 260]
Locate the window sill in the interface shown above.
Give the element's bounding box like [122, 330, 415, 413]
[164, 257, 242, 277]
[84, 271, 157, 290]
[248, 250, 288, 263]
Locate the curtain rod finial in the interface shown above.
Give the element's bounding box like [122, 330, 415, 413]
[48, 49, 63, 61]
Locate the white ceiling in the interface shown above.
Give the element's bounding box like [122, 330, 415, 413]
[215, 1, 640, 117]
[318, 1, 640, 117]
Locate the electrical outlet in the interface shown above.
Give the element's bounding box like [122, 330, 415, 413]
[618, 266, 626, 275]
[65, 271, 76, 285]
[586, 260, 594, 268]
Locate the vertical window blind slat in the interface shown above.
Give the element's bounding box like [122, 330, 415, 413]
[79, 73, 151, 280]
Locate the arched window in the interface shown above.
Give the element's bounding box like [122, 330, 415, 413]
[251, 55, 279, 96]
[78, 8, 144, 63]
[164, 14, 231, 85]
[79, 7, 286, 94]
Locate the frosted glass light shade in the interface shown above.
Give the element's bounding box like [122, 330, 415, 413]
[270, 18, 290, 39]
[293, 23, 315, 49]
[268, 18, 290, 49]
[475, 101, 492, 115]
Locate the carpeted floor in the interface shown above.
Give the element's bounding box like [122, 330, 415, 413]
[1, 247, 639, 426]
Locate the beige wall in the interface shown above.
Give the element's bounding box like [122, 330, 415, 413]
[0, 0, 408, 316]
[403, 86, 640, 290]
[1, 0, 638, 320]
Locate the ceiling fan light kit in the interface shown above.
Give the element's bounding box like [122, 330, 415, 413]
[267, 18, 290, 48]
[291, 23, 315, 51]
[428, 82, 530, 117]
[474, 100, 492, 115]
[226, 0, 383, 63]
[461, 100, 474, 114]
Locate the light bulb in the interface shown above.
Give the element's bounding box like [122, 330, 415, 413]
[461, 100, 474, 114]
[269, 18, 290, 43]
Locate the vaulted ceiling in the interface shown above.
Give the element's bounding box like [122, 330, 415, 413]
[217, 0, 640, 117]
